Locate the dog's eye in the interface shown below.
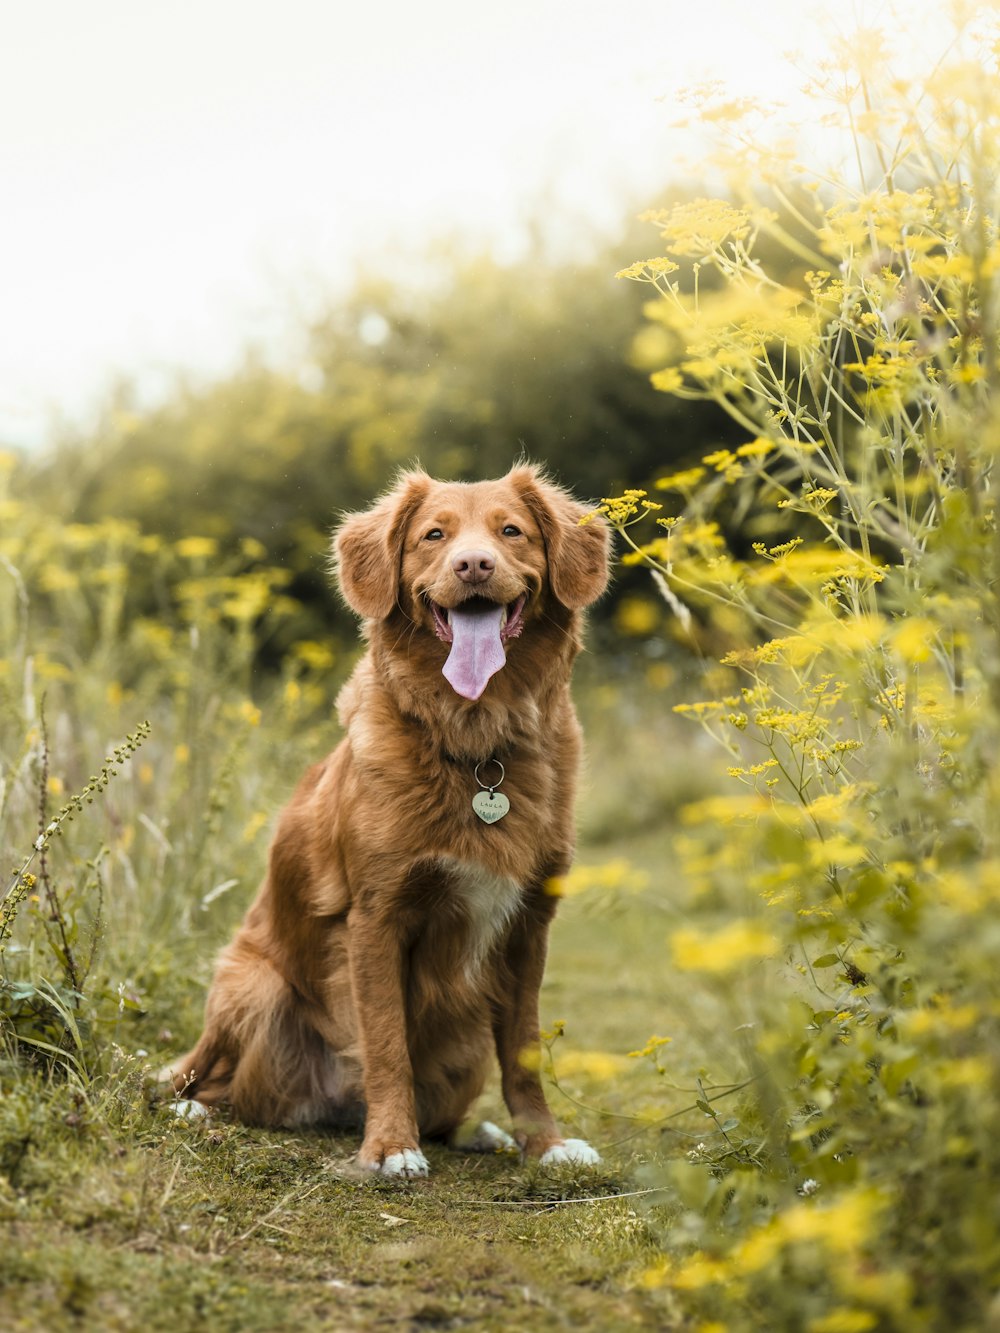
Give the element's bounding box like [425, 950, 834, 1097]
[424, 528, 445, 541]
[501, 525, 522, 537]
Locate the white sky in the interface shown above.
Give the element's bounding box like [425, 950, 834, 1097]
[0, 0, 943, 448]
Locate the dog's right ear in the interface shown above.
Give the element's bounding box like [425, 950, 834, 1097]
[334, 471, 432, 620]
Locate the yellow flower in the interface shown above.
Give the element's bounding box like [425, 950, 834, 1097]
[682, 357, 724, 382]
[240, 536, 267, 560]
[937, 1056, 991, 1088]
[174, 536, 219, 560]
[547, 859, 649, 897]
[669, 1251, 730, 1290]
[650, 366, 684, 393]
[736, 437, 774, 458]
[292, 640, 336, 672]
[679, 793, 765, 823]
[655, 466, 706, 491]
[891, 617, 935, 664]
[616, 256, 680, 280]
[615, 596, 660, 637]
[643, 197, 752, 258]
[780, 1189, 882, 1255]
[901, 1001, 979, 1036]
[549, 1048, 629, 1081]
[242, 811, 270, 843]
[598, 492, 647, 525]
[670, 920, 778, 973]
[628, 1034, 673, 1059]
[803, 785, 859, 824]
[702, 448, 735, 470]
[38, 565, 79, 593]
[629, 324, 673, 369]
[238, 700, 262, 727]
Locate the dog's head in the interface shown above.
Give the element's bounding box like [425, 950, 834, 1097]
[334, 465, 610, 700]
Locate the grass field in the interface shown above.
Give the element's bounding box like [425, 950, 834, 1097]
[0, 829, 719, 1332]
[0, 653, 728, 1331]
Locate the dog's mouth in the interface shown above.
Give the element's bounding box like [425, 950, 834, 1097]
[429, 594, 527, 645]
[427, 594, 528, 701]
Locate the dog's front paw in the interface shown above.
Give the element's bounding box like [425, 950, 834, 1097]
[463, 1120, 518, 1154]
[170, 1098, 211, 1122]
[359, 1143, 430, 1178]
[539, 1138, 601, 1168]
[381, 1148, 429, 1178]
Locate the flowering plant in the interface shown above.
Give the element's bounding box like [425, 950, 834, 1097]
[607, 9, 1000, 1328]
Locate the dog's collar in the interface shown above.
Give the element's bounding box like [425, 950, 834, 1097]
[417, 745, 511, 823]
[436, 747, 511, 769]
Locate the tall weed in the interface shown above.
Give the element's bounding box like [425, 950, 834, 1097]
[0, 475, 341, 1084]
[608, 11, 1000, 1330]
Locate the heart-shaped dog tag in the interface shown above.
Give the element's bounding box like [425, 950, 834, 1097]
[472, 790, 510, 824]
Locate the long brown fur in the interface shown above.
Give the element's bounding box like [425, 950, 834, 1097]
[172, 464, 610, 1173]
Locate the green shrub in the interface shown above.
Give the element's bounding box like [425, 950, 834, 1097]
[607, 11, 1000, 1330]
[0, 479, 341, 1076]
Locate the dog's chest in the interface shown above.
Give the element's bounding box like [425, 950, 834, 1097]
[438, 856, 523, 974]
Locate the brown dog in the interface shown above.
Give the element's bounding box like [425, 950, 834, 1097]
[171, 464, 610, 1176]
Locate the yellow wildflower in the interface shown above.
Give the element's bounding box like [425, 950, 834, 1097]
[615, 596, 661, 636]
[174, 536, 219, 560]
[891, 617, 935, 664]
[644, 198, 752, 258]
[650, 367, 684, 393]
[655, 465, 706, 491]
[736, 437, 775, 458]
[670, 920, 778, 973]
[628, 1034, 673, 1059]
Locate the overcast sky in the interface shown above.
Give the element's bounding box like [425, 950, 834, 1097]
[1, 0, 942, 448]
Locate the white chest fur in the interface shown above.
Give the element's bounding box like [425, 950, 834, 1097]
[438, 857, 523, 977]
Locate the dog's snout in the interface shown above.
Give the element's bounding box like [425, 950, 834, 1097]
[452, 549, 496, 584]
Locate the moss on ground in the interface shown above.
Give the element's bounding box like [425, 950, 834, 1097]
[0, 842, 701, 1332]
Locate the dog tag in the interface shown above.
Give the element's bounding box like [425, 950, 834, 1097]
[472, 789, 510, 824]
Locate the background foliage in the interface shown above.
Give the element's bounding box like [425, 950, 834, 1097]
[15, 227, 741, 661]
[3, 7, 1000, 1332]
[605, 8, 1000, 1330]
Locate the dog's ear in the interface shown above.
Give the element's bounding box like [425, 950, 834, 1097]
[508, 465, 610, 609]
[334, 471, 432, 619]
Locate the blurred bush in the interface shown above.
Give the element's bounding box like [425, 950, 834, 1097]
[10, 221, 745, 661]
[0, 463, 345, 1073]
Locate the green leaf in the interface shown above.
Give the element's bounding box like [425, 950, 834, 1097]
[811, 954, 841, 968]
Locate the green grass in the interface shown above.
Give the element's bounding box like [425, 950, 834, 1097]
[0, 822, 715, 1333]
[0, 554, 720, 1330]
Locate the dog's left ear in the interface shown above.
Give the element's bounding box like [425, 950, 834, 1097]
[334, 471, 432, 619]
[509, 466, 611, 609]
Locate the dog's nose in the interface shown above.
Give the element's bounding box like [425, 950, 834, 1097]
[451, 549, 496, 584]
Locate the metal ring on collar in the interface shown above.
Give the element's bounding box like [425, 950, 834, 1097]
[474, 759, 505, 790]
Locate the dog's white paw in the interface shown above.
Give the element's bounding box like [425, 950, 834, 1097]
[377, 1149, 430, 1179]
[464, 1120, 518, 1154]
[170, 1098, 210, 1121]
[539, 1138, 601, 1167]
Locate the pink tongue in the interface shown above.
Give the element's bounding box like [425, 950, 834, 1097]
[442, 602, 507, 701]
